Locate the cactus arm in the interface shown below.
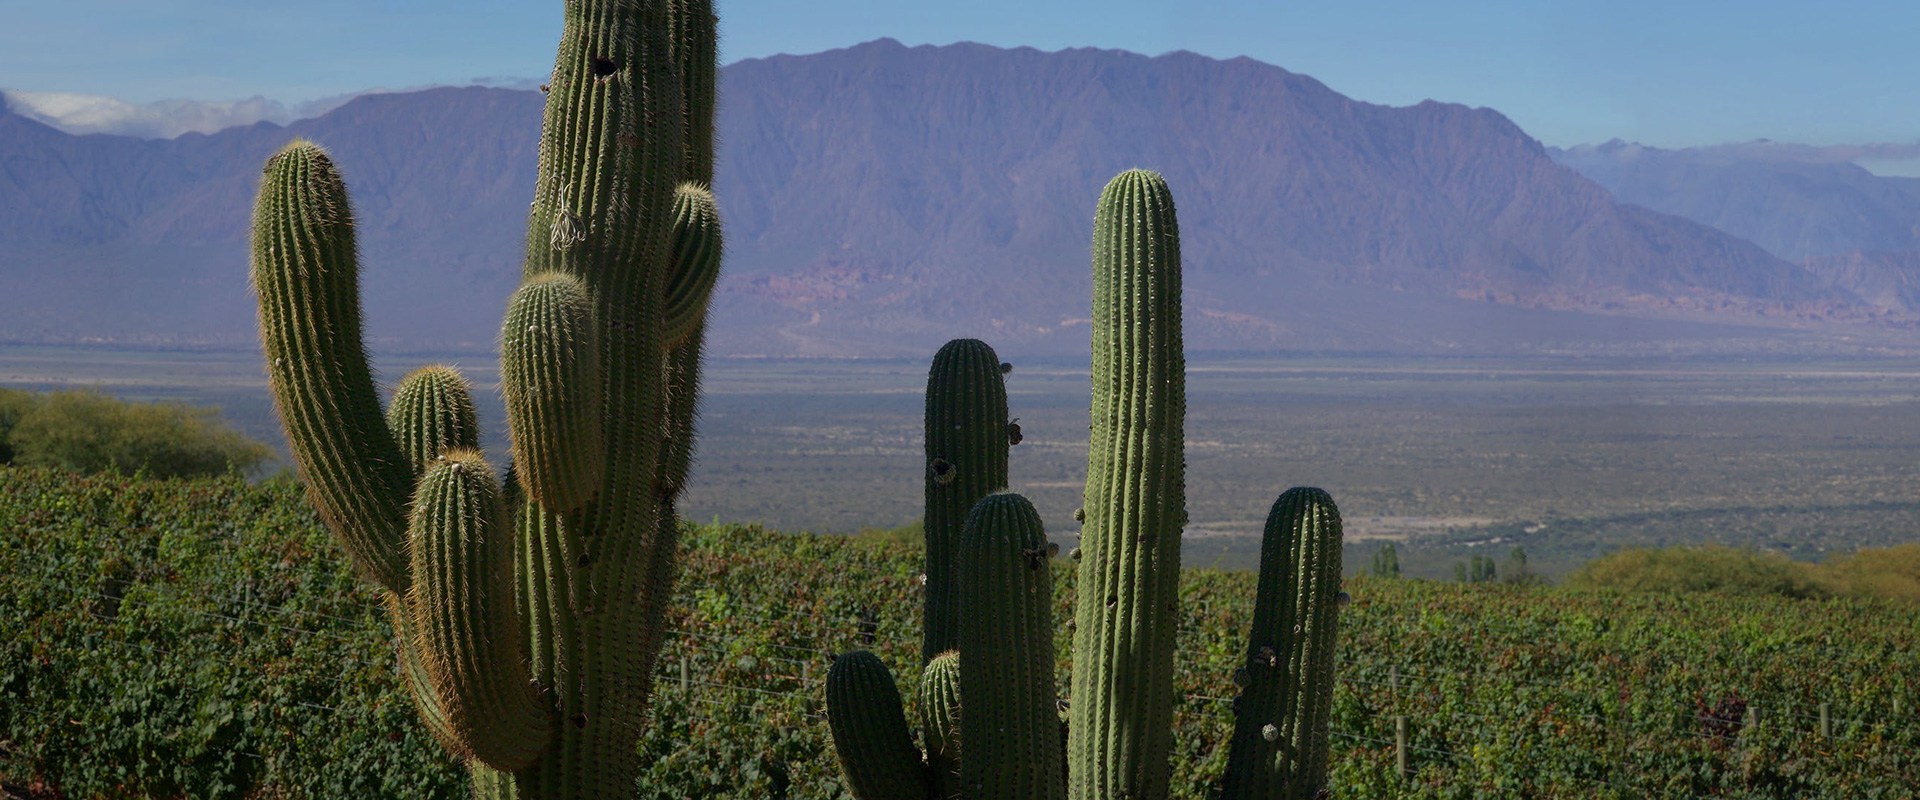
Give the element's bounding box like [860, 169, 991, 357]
[959, 493, 1066, 800]
[249, 140, 414, 594]
[923, 338, 1011, 663]
[920, 650, 963, 800]
[1221, 488, 1344, 799]
[662, 183, 723, 348]
[404, 451, 550, 771]
[388, 365, 480, 475]
[385, 593, 465, 757]
[826, 650, 931, 800]
[501, 272, 605, 514]
[1069, 169, 1187, 800]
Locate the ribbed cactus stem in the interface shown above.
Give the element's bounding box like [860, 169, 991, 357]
[1221, 488, 1344, 799]
[389, 365, 480, 476]
[502, 272, 604, 513]
[923, 338, 1011, 664]
[825, 650, 929, 800]
[1069, 168, 1186, 800]
[404, 450, 548, 770]
[920, 650, 962, 800]
[667, 0, 716, 185]
[249, 140, 412, 594]
[959, 492, 1066, 800]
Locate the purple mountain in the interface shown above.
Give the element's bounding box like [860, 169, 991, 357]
[0, 40, 1889, 356]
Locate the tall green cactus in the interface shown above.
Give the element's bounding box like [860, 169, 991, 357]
[1221, 487, 1345, 799]
[958, 492, 1065, 800]
[1069, 168, 1189, 799]
[923, 338, 1012, 664]
[248, 0, 721, 794]
[826, 170, 1346, 800]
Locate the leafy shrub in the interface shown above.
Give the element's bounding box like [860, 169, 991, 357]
[1564, 545, 1829, 599]
[1817, 543, 1920, 602]
[0, 468, 464, 798]
[0, 387, 271, 478]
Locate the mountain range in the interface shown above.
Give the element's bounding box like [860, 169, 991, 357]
[2, 39, 1915, 357]
[1551, 139, 1920, 318]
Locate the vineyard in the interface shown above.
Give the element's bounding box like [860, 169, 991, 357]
[2, 467, 1917, 798]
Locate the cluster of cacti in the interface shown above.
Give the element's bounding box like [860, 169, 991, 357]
[826, 170, 1348, 799]
[248, 0, 720, 795]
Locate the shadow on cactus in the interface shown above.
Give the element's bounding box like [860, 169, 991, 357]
[247, 1, 721, 795]
[824, 170, 1348, 799]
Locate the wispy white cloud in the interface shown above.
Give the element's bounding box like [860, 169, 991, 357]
[1687, 140, 1920, 165]
[1, 89, 344, 138]
[1561, 138, 1920, 167]
[2, 77, 541, 139]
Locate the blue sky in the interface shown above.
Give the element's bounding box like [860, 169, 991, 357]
[4, 0, 1917, 149]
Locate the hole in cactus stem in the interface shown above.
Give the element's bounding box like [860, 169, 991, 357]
[1106, 595, 1117, 609]
[930, 458, 955, 485]
[591, 57, 618, 78]
[571, 713, 588, 729]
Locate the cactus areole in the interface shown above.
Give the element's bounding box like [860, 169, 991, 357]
[248, 0, 722, 795]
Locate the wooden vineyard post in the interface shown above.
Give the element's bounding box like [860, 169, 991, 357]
[1395, 715, 1408, 779]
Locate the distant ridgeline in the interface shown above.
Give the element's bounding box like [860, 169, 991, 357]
[1, 40, 1911, 355]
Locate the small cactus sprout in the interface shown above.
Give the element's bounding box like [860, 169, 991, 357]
[921, 651, 963, 800]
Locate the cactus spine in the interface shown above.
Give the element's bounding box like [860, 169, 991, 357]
[248, 0, 720, 794]
[1221, 487, 1344, 799]
[826, 170, 1346, 800]
[1069, 169, 1188, 799]
[923, 338, 1012, 663]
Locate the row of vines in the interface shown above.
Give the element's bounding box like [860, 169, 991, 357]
[2, 468, 1915, 798]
